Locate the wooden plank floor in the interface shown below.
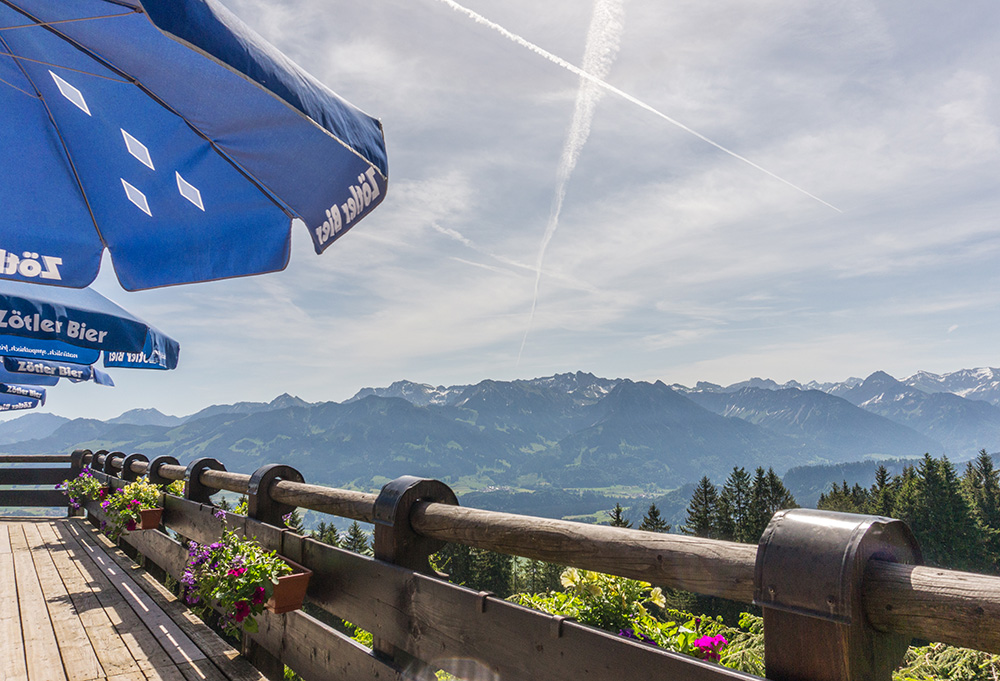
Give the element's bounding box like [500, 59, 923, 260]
[0, 518, 267, 681]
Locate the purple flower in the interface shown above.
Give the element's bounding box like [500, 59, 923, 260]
[232, 600, 251, 622]
[214, 509, 226, 520]
[617, 628, 655, 645]
[126, 520, 137, 532]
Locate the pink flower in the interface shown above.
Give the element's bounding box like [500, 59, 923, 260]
[228, 566, 247, 577]
[233, 601, 251, 622]
[98, 489, 106, 499]
[251, 587, 266, 605]
[693, 634, 728, 663]
[126, 520, 137, 532]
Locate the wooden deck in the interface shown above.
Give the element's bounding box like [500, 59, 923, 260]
[0, 518, 267, 681]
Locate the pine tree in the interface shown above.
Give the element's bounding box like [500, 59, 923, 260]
[471, 548, 513, 598]
[683, 476, 718, 538]
[869, 465, 896, 516]
[963, 450, 1000, 530]
[747, 467, 771, 541]
[638, 503, 670, 533]
[607, 503, 632, 528]
[312, 521, 341, 547]
[342, 521, 372, 556]
[818, 480, 868, 514]
[721, 467, 754, 543]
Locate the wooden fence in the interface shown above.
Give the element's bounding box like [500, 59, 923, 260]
[3, 450, 1000, 681]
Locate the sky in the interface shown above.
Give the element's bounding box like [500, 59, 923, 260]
[10, 0, 1000, 421]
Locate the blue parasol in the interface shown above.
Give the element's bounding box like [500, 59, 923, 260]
[0, 280, 178, 370]
[0, 0, 387, 291]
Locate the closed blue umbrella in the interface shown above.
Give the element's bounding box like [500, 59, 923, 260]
[0, 0, 387, 291]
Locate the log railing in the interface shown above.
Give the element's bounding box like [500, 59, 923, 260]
[3, 449, 1000, 681]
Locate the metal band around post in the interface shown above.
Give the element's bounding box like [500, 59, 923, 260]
[754, 508, 921, 681]
[103, 451, 124, 476]
[185, 457, 225, 504]
[120, 453, 149, 482]
[373, 476, 459, 574]
[147, 455, 179, 485]
[247, 464, 304, 527]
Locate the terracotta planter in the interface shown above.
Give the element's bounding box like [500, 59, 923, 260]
[138, 507, 164, 530]
[266, 558, 312, 614]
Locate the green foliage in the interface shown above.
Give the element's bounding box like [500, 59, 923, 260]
[100, 478, 162, 540]
[59, 466, 103, 508]
[894, 642, 1000, 681]
[164, 479, 185, 496]
[509, 567, 757, 668]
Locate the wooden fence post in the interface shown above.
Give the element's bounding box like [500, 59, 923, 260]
[754, 508, 921, 681]
[372, 476, 459, 674]
[242, 463, 305, 681]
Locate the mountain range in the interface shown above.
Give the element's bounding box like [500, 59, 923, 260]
[2, 368, 998, 498]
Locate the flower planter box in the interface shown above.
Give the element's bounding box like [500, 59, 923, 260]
[138, 507, 164, 530]
[266, 558, 312, 614]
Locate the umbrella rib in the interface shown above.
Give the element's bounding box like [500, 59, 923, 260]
[0, 73, 37, 98]
[0, 50, 131, 83]
[0, 11, 139, 32]
[1, 0, 297, 220]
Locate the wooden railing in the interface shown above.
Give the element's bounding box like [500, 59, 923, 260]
[3, 450, 1000, 681]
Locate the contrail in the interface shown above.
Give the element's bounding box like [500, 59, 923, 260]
[517, 0, 624, 365]
[434, 0, 840, 213]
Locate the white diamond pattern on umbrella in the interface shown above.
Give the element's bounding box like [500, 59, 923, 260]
[121, 179, 151, 216]
[176, 172, 204, 211]
[49, 71, 91, 116]
[121, 130, 154, 170]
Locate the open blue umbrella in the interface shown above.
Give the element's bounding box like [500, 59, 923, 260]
[0, 280, 178, 370]
[0, 0, 387, 291]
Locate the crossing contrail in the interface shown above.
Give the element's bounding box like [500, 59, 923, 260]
[434, 0, 840, 213]
[517, 0, 625, 364]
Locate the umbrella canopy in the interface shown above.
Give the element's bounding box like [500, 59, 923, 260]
[0, 391, 39, 411]
[0, 0, 388, 290]
[0, 280, 178, 369]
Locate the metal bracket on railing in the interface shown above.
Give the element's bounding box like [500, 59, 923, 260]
[70, 449, 88, 475]
[754, 508, 921, 681]
[373, 475, 458, 574]
[120, 453, 148, 482]
[184, 457, 225, 504]
[247, 464, 304, 527]
[103, 451, 124, 475]
[92, 449, 109, 471]
[147, 455, 179, 485]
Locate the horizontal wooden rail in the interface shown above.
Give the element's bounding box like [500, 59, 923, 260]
[0, 454, 71, 463]
[77, 451, 1000, 656]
